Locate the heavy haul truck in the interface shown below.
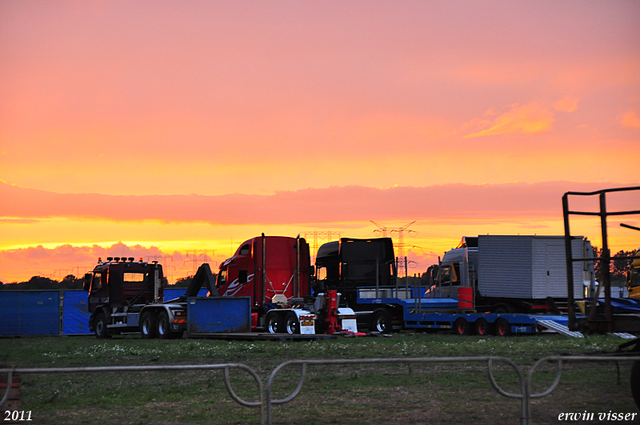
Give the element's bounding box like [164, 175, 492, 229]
[84, 257, 219, 339]
[430, 235, 594, 314]
[317, 235, 591, 336]
[215, 235, 357, 335]
[84, 235, 357, 338]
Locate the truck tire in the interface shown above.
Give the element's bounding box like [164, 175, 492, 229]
[494, 304, 512, 314]
[494, 318, 512, 336]
[266, 312, 283, 334]
[140, 311, 157, 339]
[632, 361, 640, 410]
[475, 318, 492, 336]
[94, 312, 111, 339]
[285, 312, 300, 335]
[156, 311, 173, 339]
[454, 318, 472, 336]
[371, 309, 392, 333]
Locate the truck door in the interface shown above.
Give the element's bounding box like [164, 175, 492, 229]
[218, 240, 255, 299]
[436, 263, 460, 299]
[87, 271, 107, 312]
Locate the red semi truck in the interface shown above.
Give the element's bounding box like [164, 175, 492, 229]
[216, 234, 358, 334]
[84, 235, 358, 338]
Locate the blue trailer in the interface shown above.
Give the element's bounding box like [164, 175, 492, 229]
[314, 236, 585, 336]
[356, 286, 579, 336]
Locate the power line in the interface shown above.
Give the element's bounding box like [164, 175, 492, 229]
[302, 231, 343, 262]
[370, 221, 417, 275]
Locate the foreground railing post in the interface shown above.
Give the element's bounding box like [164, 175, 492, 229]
[485, 358, 527, 425]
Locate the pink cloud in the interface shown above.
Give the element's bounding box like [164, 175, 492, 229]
[1, 180, 636, 226]
[0, 243, 214, 283]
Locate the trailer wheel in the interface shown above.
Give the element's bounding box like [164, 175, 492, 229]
[632, 361, 640, 410]
[266, 312, 283, 334]
[156, 311, 172, 339]
[140, 311, 157, 339]
[494, 318, 512, 336]
[94, 312, 111, 339]
[454, 318, 472, 336]
[475, 318, 492, 336]
[285, 313, 300, 335]
[371, 309, 392, 333]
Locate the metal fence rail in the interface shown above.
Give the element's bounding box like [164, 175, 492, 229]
[0, 363, 265, 423]
[2, 355, 639, 425]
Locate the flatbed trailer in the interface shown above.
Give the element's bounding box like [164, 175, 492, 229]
[357, 287, 577, 336]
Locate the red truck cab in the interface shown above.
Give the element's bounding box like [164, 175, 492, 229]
[216, 235, 311, 312]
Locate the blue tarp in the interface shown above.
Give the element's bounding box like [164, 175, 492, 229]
[0, 288, 212, 336]
[0, 291, 60, 336]
[62, 290, 91, 335]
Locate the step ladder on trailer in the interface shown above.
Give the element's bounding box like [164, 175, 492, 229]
[537, 319, 638, 340]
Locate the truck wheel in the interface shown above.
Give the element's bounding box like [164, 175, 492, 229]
[454, 318, 472, 336]
[285, 313, 300, 335]
[494, 318, 512, 336]
[494, 304, 512, 314]
[266, 312, 283, 334]
[94, 312, 111, 339]
[371, 309, 392, 333]
[475, 318, 492, 336]
[140, 311, 157, 339]
[156, 311, 172, 339]
[632, 361, 640, 410]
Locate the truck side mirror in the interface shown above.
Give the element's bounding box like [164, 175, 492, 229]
[83, 273, 92, 291]
[309, 266, 315, 276]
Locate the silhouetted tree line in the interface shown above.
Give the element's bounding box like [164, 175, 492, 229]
[172, 273, 218, 288]
[0, 275, 85, 290]
[0, 274, 195, 290]
[592, 247, 638, 286]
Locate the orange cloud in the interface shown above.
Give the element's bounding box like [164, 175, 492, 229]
[621, 110, 640, 128]
[554, 96, 580, 113]
[464, 103, 556, 138]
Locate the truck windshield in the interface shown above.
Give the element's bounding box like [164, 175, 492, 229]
[217, 269, 227, 287]
[316, 266, 327, 281]
[123, 273, 146, 283]
[91, 273, 103, 291]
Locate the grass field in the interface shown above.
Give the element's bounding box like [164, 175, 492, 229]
[1, 333, 639, 424]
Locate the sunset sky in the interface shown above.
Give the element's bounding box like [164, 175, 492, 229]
[1, 1, 639, 283]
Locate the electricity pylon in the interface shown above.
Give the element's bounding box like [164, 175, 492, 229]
[371, 221, 417, 275]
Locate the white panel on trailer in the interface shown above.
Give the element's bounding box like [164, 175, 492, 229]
[478, 235, 534, 299]
[478, 235, 590, 300]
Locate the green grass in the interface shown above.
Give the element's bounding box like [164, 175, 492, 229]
[0, 333, 638, 424]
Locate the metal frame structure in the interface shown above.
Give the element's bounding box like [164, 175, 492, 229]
[3, 354, 639, 425]
[562, 186, 640, 333]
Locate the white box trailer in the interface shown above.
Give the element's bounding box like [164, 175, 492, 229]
[476, 235, 592, 300]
